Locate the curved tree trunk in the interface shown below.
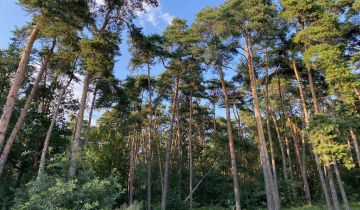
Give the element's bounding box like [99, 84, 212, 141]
[37, 72, 74, 179]
[85, 86, 97, 148]
[69, 74, 91, 177]
[0, 24, 40, 151]
[0, 38, 55, 176]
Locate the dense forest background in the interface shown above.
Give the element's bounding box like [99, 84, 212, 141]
[0, 0, 360, 209]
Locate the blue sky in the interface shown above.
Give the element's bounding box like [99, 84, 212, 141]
[0, 0, 226, 122]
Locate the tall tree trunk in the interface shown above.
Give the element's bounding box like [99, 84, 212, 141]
[292, 59, 332, 209]
[264, 51, 280, 207]
[161, 75, 180, 210]
[232, 103, 242, 139]
[128, 134, 137, 204]
[69, 74, 91, 177]
[176, 104, 183, 187]
[37, 72, 74, 179]
[288, 118, 311, 204]
[85, 86, 97, 148]
[0, 24, 40, 151]
[245, 37, 278, 210]
[218, 65, 241, 210]
[327, 164, 340, 210]
[269, 109, 288, 182]
[350, 128, 360, 167]
[0, 39, 55, 176]
[333, 162, 350, 210]
[188, 93, 193, 209]
[307, 64, 338, 209]
[147, 64, 153, 210]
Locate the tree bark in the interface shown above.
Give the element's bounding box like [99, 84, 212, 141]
[288, 118, 311, 204]
[161, 75, 180, 210]
[0, 24, 40, 151]
[69, 74, 91, 177]
[327, 165, 341, 210]
[0, 38, 55, 176]
[147, 64, 153, 210]
[350, 128, 360, 167]
[128, 134, 137, 204]
[244, 37, 278, 210]
[333, 162, 350, 210]
[292, 59, 332, 209]
[264, 52, 280, 207]
[218, 65, 241, 210]
[269, 109, 288, 182]
[85, 86, 97, 147]
[37, 72, 74, 179]
[188, 93, 193, 209]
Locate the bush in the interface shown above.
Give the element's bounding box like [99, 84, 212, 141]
[12, 174, 122, 210]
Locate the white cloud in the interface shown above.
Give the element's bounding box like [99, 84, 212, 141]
[95, 0, 105, 6]
[137, 3, 174, 27]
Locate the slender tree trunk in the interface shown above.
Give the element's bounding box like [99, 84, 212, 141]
[176, 104, 183, 186]
[147, 64, 153, 210]
[85, 86, 97, 147]
[69, 74, 91, 177]
[327, 165, 340, 210]
[292, 59, 332, 209]
[350, 128, 360, 167]
[232, 103, 242, 139]
[353, 87, 360, 102]
[128, 134, 137, 204]
[269, 109, 288, 182]
[264, 52, 280, 207]
[333, 162, 350, 210]
[37, 73, 74, 179]
[0, 39, 55, 176]
[161, 75, 180, 210]
[188, 93, 193, 209]
[0, 24, 40, 151]
[244, 37, 278, 210]
[307, 64, 338, 209]
[218, 65, 241, 210]
[288, 118, 311, 204]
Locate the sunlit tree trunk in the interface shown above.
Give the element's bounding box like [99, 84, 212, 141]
[333, 162, 350, 210]
[327, 164, 340, 210]
[292, 59, 332, 208]
[269, 108, 288, 182]
[306, 64, 338, 209]
[0, 38, 55, 176]
[0, 24, 40, 151]
[264, 52, 280, 207]
[350, 128, 360, 167]
[244, 37, 278, 210]
[161, 75, 180, 210]
[85, 85, 97, 148]
[218, 64, 241, 210]
[69, 74, 92, 177]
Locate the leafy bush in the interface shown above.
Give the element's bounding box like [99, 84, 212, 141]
[12, 173, 122, 210]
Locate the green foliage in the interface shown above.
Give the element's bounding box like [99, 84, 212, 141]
[309, 114, 354, 168]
